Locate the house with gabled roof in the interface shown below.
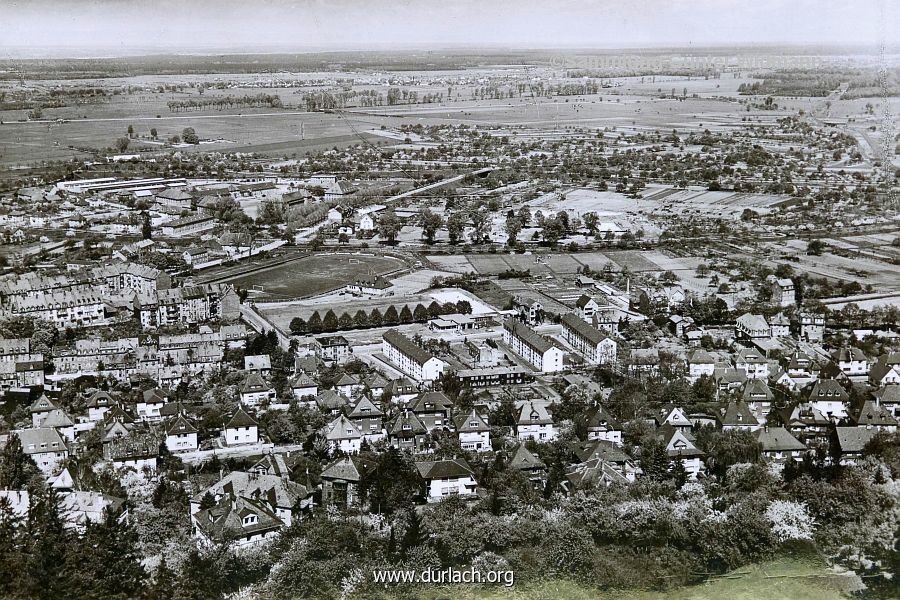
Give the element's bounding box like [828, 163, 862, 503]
[832, 347, 869, 377]
[388, 410, 429, 451]
[454, 409, 490, 452]
[165, 414, 199, 453]
[742, 379, 774, 423]
[315, 389, 349, 415]
[290, 374, 318, 400]
[849, 400, 898, 432]
[320, 456, 374, 508]
[224, 409, 259, 447]
[870, 354, 900, 387]
[335, 373, 362, 399]
[38, 409, 77, 442]
[322, 414, 363, 454]
[873, 386, 900, 419]
[832, 427, 878, 465]
[560, 312, 616, 365]
[656, 405, 692, 432]
[660, 427, 705, 480]
[735, 313, 771, 340]
[719, 400, 761, 431]
[85, 390, 115, 422]
[16, 428, 68, 476]
[517, 401, 557, 442]
[30, 394, 57, 428]
[756, 426, 807, 469]
[806, 379, 849, 420]
[134, 388, 169, 422]
[240, 372, 276, 408]
[686, 349, 716, 381]
[415, 458, 478, 502]
[777, 403, 832, 447]
[580, 404, 623, 446]
[508, 444, 547, 490]
[735, 348, 769, 380]
[572, 439, 639, 482]
[346, 397, 385, 442]
[192, 494, 283, 550]
[409, 391, 453, 433]
[190, 470, 311, 531]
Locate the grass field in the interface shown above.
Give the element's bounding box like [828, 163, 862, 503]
[226, 253, 404, 299]
[373, 555, 855, 600]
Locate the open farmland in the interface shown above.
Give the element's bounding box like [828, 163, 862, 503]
[224, 252, 405, 299]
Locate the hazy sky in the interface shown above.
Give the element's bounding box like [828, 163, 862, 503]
[2, 0, 897, 56]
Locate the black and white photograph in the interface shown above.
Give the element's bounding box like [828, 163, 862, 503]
[0, 1, 899, 598]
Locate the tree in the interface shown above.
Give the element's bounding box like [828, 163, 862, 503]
[369, 308, 383, 327]
[127, 124, 134, 137]
[322, 309, 338, 332]
[181, 127, 199, 144]
[456, 300, 472, 315]
[505, 215, 523, 246]
[289, 317, 307, 335]
[150, 127, 158, 139]
[582, 211, 599, 234]
[447, 212, 464, 245]
[361, 447, 421, 514]
[141, 211, 152, 240]
[115, 137, 130, 152]
[307, 311, 323, 333]
[353, 310, 369, 328]
[378, 211, 401, 245]
[470, 211, 489, 244]
[419, 209, 443, 244]
[69, 510, 147, 600]
[639, 436, 671, 482]
[0, 433, 40, 489]
[383, 305, 399, 325]
[413, 304, 429, 322]
[427, 301, 443, 319]
[338, 312, 353, 330]
[23, 488, 71, 600]
[807, 239, 827, 255]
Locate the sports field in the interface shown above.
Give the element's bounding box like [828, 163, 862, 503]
[225, 253, 405, 299]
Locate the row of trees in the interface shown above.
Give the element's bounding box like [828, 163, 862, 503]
[289, 300, 472, 335]
[166, 93, 282, 113]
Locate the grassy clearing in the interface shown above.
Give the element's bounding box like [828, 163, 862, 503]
[376, 555, 853, 600]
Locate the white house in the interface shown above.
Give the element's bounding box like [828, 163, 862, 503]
[165, 414, 199, 453]
[322, 414, 363, 454]
[832, 348, 869, 377]
[686, 349, 716, 381]
[415, 459, 478, 502]
[382, 329, 446, 382]
[807, 379, 849, 420]
[454, 409, 491, 452]
[560, 313, 616, 365]
[16, 428, 68, 476]
[224, 408, 259, 446]
[516, 401, 558, 442]
[502, 319, 565, 373]
[735, 348, 769, 379]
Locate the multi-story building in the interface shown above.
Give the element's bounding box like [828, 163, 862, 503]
[382, 329, 446, 382]
[502, 319, 565, 373]
[560, 313, 616, 365]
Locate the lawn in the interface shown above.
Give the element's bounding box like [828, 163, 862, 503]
[375, 555, 855, 600]
[226, 253, 405, 299]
